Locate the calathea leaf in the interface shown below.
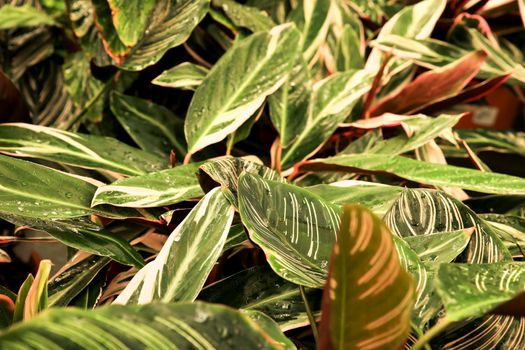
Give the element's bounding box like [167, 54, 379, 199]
[238, 172, 341, 288]
[317, 204, 414, 350]
[106, 0, 156, 47]
[0, 302, 295, 349]
[152, 62, 209, 90]
[185, 23, 300, 155]
[200, 265, 321, 331]
[298, 153, 525, 195]
[403, 228, 474, 263]
[0, 4, 57, 30]
[0, 123, 167, 175]
[114, 188, 235, 304]
[212, 0, 275, 33]
[280, 69, 373, 170]
[92, 163, 203, 208]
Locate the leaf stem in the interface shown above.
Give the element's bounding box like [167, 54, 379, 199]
[411, 319, 452, 350]
[299, 285, 318, 344]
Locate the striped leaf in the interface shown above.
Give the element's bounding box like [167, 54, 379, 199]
[0, 154, 133, 220]
[238, 173, 341, 288]
[435, 263, 525, 322]
[200, 265, 321, 331]
[0, 4, 57, 30]
[0, 302, 294, 349]
[106, 0, 156, 47]
[152, 62, 209, 90]
[212, 0, 275, 32]
[384, 189, 511, 264]
[281, 69, 373, 170]
[93, 0, 209, 70]
[288, 0, 330, 61]
[0, 123, 167, 175]
[403, 229, 474, 263]
[298, 154, 525, 195]
[306, 181, 403, 216]
[318, 204, 414, 350]
[185, 24, 300, 155]
[114, 188, 235, 304]
[19, 260, 51, 321]
[452, 129, 525, 158]
[110, 91, 186, 160]
[92, 163, 203, 208]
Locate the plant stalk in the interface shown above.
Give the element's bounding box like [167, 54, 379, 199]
[299, 285, 318, 344]
[411, 319, 452, 350]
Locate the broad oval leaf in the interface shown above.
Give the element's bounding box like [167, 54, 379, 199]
[114, 188, 235, 304]
[107, 0, 156, 47]
[299, 154, 525, 195]
[185, 24, 300, 154]
[238, 172, 341, 288]
[110, 92, 186, 160]
[0, 123, 167, 175]
[92, 163, 203, 208]
[0, 4, 57, 30]
[317, 204, 414, 350]
[0, 302, 295, 349]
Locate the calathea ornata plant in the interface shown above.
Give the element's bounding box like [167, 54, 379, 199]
[1, 0, 525, 349]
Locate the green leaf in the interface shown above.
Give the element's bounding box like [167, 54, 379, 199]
[288, 0, 331, 61]
[0, 302, 295, 349]
[48, 254, 110, 307]
[281, 69, 373, 169]
[92, 163, 203, 208]
[299, 154, 525, 195]
[110, 91, 186, 160]
[212, 0, 275, 32]
[185, 23, 300, 154]
[0, 4, 57, 30]
[13, 275, 33, 323]
[306, 181, 403, 217]
[94, 0, 209, 70]
[107, 0, 156, 47]
[384, 189, 512, 263]
[317, 204, 414, 350]
[20, 260, 51, 321]
[238, 173, 341, 288]
[403, 229, 473, 263]
[114, 188, 235, 304]
[152, 62, 209, 90]
[0, 123, 167, 175]
[435, 262, 525, 322]
[200, 265, 321, 331]
[0, 154, 132, 219]
[453, 129, 525, 158]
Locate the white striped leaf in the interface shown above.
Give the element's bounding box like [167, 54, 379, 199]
[152, 62, 209, 90]
[318, 204, 414, 350]
[403, 229, 473, 263]
[435, 263, 525, 323]
[110, 92, 186, 160]
[299, 154, 525, 195]
[185, 24, 300, 155]
[114, 188, 235, 304]
[0, 123, 167, 175]
[280, 69, 373, 170]
[450, 129, 525, 158]
[288, 0, 330, 61]
[92, 163, 203, 208]
[0, 302, 294, 349]
[200, 265, 321, 331]
[384, 189, 511, 264]
[212, 0, 275, 32]
[306, 181, 403, 217]
[238, 173, 341, 288]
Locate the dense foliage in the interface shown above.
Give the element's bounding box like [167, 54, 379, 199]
[1, 0, 525, 349]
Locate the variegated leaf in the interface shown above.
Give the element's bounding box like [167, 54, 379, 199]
[212, 0, 275, 32]
[238, 173, 341, 288]
[92, 163, 203, 208]
[114, 188, 234, 304]
[152, 62, 209, 90]
[318, 204, 414, 350]
[0, 302, 294, 349]
[403, 229, 474, 263]
[0, 123, 167, 175]
[0, 4, 57, 30]
[281, 69, 373, 170]
[299, 154, 525, 195]
[185, 24, 300, 155]
[110, 91, 186, 160]
[107, 0, 156, 47]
